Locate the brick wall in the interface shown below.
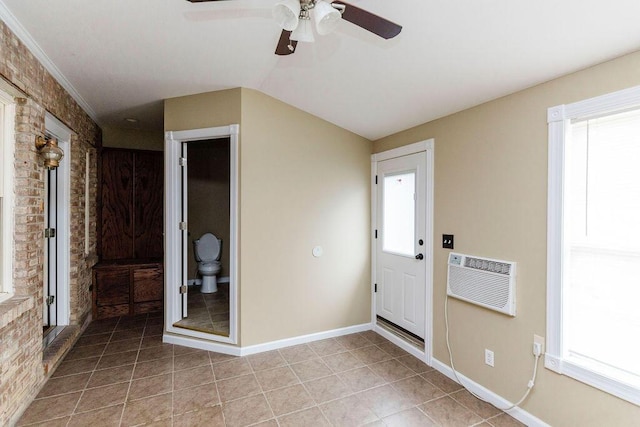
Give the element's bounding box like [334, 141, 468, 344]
[0, 19, 100, 425]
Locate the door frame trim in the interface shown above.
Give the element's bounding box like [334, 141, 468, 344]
[371, 139, 434, 365]
[164, 125, 239, 345]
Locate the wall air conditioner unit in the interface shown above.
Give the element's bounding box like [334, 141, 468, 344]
[447, 252, 516, 316]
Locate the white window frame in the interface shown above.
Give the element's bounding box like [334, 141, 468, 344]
[0, 90, 15, 302]
[547, 84, 640, 406]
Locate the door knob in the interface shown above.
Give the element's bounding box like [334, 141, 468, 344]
[415, 253, 424, 260]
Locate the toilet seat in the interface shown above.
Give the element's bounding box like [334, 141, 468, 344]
[195, 233, 221, 262]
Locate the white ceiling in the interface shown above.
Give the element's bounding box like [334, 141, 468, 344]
[1, 0, 640, 140]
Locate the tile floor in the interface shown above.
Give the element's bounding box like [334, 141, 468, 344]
[174, 283, 230, 336]
[18, 314, 525, 427]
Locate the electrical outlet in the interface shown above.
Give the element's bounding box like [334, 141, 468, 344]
[443, 234, 454, 249]
[534, 334, 545, 356]
[484, 349, 494, 367]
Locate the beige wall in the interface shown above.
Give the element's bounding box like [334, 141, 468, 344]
[165, 88, 372, 346]
[102, 126, 164, 151]
[374, 51, 640, 426]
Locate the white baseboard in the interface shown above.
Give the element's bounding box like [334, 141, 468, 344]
[163, 322, 372, 357]
[163, 333, 242, 356]
[239, 323, 372, 356]
[431, 358, 551, 427]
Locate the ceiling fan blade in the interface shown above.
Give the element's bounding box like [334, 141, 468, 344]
[275, 30, 297, 55]
[332, 1, 402, 39]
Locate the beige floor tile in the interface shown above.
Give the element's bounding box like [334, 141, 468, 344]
[290, 358, 333, 382]
[217, 373, 262, 402]
[121, 392, 173, 426]
[133, 356, 174, 379]
[67, 403, 124, 427]
[141, 334, 164, 349]
[451, 389, 502, 419]
[252, 419, 279, 427]
[303, 374, 352, 404]
[222, 394, 274, 427]
[19, 416, 70, 427]
[87, 364, 134, 388]
[66, 343, 106, 360]
[174, 405, 225, 427]
[128, 373, 172, 401]
[209, 351, 238, 365]
[75, 332, 112, 347]
[487, 413, 527, 427]
[174, 349, 212, 371]
[335, 333, 371, 350]
[391, 374, 445, 405]
[322, 351, 365, 373]
[103, 337, 142, 355]
[359, 330, 389, 345]
[174, 364, 215, 390]
[279, 344, 318, 363]
[138, 344, 174, 362]
[377, 341, 409, 357]
[212, 357, 252, 380]
[265, 384, 315, 416]
[52, 357, 100, 377]
[278, 406, 332, 426]
[357, 384, 414, 418]
[36, 372, 91, 398]
[338, 366, 386, 392]
[319, 394, 379, 426]
[369, 359, 415, 382]
[308, 338, 347, 356]
[110, 328, 144, 342]
[422, 370, 464, 393]
[173, 382, 220, 415]
[17, 392, 82, 425]
[76, 382, 129, 413]
[420, 396, 483, 427]
[255, 366, 300, 392]
[97, 350, 138, 370]
[396, 354, 433, 374]
[351, 345, 393, 365]
[383, 407, 437, 427]
[248, 350, 287, 371]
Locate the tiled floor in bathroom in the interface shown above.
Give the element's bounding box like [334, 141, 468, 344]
[18, 313, 525, 427]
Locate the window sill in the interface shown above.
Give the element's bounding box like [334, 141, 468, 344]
[545, 353, 640, 406]
[0, 295, 34, 330]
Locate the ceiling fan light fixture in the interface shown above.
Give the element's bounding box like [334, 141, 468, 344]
[273, 0, 300, 31]
[290, 16, 315, 42]
[314, 0, 341, 35]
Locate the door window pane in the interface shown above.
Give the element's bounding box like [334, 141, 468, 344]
[383, 171, 415, 256]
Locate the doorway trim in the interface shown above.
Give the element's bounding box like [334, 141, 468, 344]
[44, 113, 71, 330]
[371, 139, 434, 365]
[164, 125, 239, 347]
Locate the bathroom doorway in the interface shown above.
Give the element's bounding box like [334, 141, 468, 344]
[164, 125, 239, 348]
[174, 138, 230, 336]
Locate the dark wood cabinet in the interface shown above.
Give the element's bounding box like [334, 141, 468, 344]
[94, 148, 164, 319]
[93, 260, 163, 318]
[100, 149, 163, 260]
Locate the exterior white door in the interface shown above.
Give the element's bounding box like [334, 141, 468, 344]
[375, 152, 426, 338]
[44, 168, 58, 328]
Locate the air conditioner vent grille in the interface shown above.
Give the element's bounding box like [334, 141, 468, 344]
[447, 252, 516, 316]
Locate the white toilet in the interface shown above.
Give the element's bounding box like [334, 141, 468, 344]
[193, 233, 222, 293]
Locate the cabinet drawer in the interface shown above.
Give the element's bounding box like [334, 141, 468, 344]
[133, 267, 163, 302]
[95, 269, 130, 306]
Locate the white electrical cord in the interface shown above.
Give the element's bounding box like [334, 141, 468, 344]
[444, 293, 541, 411]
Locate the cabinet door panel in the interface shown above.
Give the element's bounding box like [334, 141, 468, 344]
[134, 152, 164, 258]
[101, 151, 134, 259]
[96, 269, 130, 306]
[133, 267, 163, 302]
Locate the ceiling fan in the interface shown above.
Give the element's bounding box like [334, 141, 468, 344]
[186, 0, 402, 55]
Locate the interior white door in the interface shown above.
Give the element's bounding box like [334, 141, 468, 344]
[181, 143, 188, 318]
[376, 152, 426, 338]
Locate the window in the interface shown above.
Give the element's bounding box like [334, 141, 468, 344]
[547, 85, 640, 406]
[0, 90, 15, 301]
